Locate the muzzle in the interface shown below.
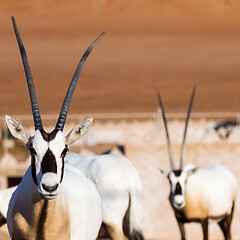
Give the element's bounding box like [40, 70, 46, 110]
[38, 172, 61, 200]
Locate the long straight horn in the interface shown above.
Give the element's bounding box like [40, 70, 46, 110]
[12, 16, 43, 130]
[157, 92, 175, 170]
[179, 86, 196, 169]
[55, 32, 105, 131]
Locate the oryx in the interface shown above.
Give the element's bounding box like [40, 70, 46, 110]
[65, 152, 144, 240]
[157, 88, 237, 240]
[6, 16, 104, 240]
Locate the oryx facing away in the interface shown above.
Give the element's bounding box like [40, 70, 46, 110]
[65, 152, 144, 240]
[157, 88, 237, 240]
[6, 17, 104, 240]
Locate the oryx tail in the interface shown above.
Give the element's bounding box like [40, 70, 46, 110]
[127, 190, 144, 240]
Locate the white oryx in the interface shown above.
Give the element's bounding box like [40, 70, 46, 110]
[0, 152, 144, 240]
[65, 152, 144, 240]
[0, 154, 144, 240]
[157, 88, 237, 240]
[1, 17, 144, 240]
[5, 17, 104, 240]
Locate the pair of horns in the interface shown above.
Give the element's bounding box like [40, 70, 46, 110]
[157, 87, 196, 170]
[12, 16, 105, 131]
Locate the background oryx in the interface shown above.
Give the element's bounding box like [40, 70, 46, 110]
[157, 88, 237, 240]
[65, 152, 144, 240]
[6, 17, 104, 240]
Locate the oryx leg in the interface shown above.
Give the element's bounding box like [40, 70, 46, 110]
[103, 222, 127, 240]
[176, 219, 186, 240]
[201, 218, 208, 240]
[100, 191, 129, 240]
[218, 203, 235, 240]
[218, 219, 229, 240]
[0, 212, 6, 227]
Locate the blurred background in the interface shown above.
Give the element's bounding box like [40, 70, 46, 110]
[1, 0, 240, 239]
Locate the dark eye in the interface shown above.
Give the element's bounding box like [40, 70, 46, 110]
[61, 147, 68, 159]
[30, 147, 37, 156]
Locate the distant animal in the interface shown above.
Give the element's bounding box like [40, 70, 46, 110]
[6, 16, 104, 240]
[205, 119, 240, 139]
[102, 144, 126, 155]
[157, 88, 237, 240]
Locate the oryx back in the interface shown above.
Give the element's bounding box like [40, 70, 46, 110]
[184, 164, 237, 221]
[65, 152, 144, 239]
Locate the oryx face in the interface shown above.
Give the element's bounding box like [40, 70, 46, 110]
[159, 167, 198, 210]
[157, 88, 196, 209]
[6, 115, 93, 200]
[168, 170, 188, 209]
[29, 130, 67, 199]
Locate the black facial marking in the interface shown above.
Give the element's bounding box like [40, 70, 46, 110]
[175, 182, 182, 195]
[173, 170, 182, 177]
[31, 156, 38, 185]
[60, 146, 68, 159]
[30, 147, 37, 156]
[40, 129, 58, 142]
[60, 145, 68, 183]
[60, 158, 64, 183]
[30, 129, 63, 183]
[41, 149, 57, 174]
[28, 141, 38, 185]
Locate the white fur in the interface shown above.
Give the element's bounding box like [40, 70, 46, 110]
[162, 164, 237, 218]
[5, 116, 102, 240]
[1, 152, 143, 239]
[65, 152, 144, 238]
[0, 187, 17, 219]
[160, 163, 237, 240]
[7, 165, 102, 240]
[3, 116, 143, 239]
[183, 164, 237, 219]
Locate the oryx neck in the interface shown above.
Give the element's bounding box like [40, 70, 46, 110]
[28, 194, 70, 240]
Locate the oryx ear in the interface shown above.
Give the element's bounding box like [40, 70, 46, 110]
[65, 118, 93, 146]
[187, 166, 198, 176]
[158, 168, 169, 178]
[5, 115, 30, 144]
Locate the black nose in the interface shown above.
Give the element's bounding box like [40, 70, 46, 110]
[176, 202, 182, 207]
[42, 183, 58, 193]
